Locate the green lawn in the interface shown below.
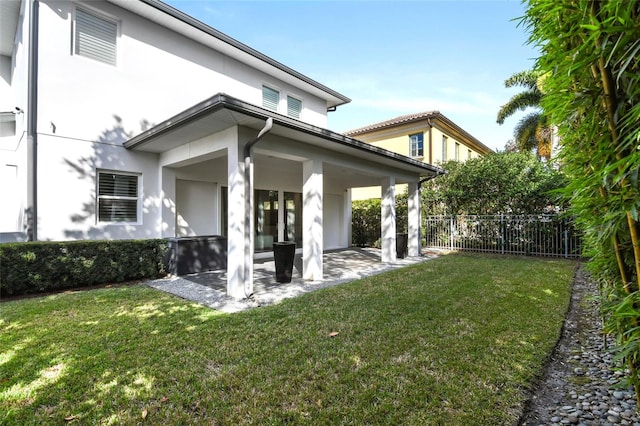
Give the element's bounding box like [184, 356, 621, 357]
[1, 253, 576, 425]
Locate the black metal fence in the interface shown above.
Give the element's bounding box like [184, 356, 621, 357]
[424, 215, 583, 258]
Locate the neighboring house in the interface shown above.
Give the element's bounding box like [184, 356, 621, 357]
[0, 0, 442, 298]
[345, 111, 492, 200]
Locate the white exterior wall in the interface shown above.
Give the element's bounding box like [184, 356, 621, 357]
[176, 179, 218, 237]
[323, 193, 344, 250]
[26, 0, 332, 240]
[37, 134, 159, 240]
[0, 0, 30, 236]
[37, 1, 329, 143]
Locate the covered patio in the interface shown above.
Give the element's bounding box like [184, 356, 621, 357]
[148, 247, 441, 312]
[127, 93, 443, 299]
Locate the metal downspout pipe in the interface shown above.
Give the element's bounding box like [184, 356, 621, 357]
[27, 0, 39, 241]
[242, 118, 273, 297]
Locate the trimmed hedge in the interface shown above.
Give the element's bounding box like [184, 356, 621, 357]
[0, 239, 168, 297]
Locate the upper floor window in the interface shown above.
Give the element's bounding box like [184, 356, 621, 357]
[287, 96, 302, 119]
[262, 86, 279, 111]
[468, 149, 472, 159]
[455, 142, 460, 161]
[409, 133, 424, 158]
[441, 136, 448, 162]
[97, 171, 140, 223]
[74, 8, 117, 66]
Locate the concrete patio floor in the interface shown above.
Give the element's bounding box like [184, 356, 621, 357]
[147, 247, 440, 313]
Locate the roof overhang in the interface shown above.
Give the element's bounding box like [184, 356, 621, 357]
[124, 93, 443, 179]
[0, 0, 20, 57]
[107, 0, 350, 110]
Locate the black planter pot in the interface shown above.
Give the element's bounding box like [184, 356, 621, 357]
[273, 242, 296, 283]
[396, 233, 408, 259]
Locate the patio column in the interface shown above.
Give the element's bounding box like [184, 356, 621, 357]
[345, 189, 352, 248]
[408, 181, 421, 257]
[303, 159, 323, 280]
[160, 167, 176, 238]
[227, 142, 251, 299]
[381, 176, 396, 262]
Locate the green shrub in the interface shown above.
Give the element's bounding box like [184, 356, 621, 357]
[352, 194, 408, 247]
[0, 239, 167, 296]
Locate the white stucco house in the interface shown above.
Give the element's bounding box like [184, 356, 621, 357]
[0, 0, 442, 298]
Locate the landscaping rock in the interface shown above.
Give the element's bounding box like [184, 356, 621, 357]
[519, 265, 639, 425]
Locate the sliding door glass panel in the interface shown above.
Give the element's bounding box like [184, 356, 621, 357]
[255, 190, 278, 251]
[284, 192, 302, 247]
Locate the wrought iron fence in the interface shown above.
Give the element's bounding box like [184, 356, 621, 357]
[424, 215, 583, 258]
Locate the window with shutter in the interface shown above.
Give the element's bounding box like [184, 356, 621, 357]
[97, 172, 139, 223]
[441, 136, 448, 162]
[75, 8, 117, 66]
[409, 133, 424, 157]
[287, 96, 302, 119]
[262, 86, 279, 111]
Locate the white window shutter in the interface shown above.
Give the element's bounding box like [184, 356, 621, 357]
[287, 96, 302, 119]
[75, 8, 117, 66]
[262, 86, 279, 111]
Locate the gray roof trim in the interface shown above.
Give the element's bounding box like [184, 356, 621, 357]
[124, 93, 443, 176]
[137, 0, 351, 107]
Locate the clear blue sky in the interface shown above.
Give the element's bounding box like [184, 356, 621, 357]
[165, 0, 538, 151]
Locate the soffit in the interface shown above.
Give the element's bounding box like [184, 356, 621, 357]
[0, 0, 20, 57]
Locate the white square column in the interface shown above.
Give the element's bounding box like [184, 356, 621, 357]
[160, 167, 176, 238]
[303, 159, 323, 280]
[227, 143, 251, 299]
[408, 181, 421, 257]
[381, 176, 396, 263]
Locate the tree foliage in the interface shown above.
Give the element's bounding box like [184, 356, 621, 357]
[522, 0, 640, 403]
[497, 70, 553, 159]
[422, 152, 566, 215]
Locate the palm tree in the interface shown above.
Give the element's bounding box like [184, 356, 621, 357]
[497, 70, 552, 159]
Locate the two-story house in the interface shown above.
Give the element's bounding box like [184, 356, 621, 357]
[346, 111, 492, 200]
[0, 0, 443, 298]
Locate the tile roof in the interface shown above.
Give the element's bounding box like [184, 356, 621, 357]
[345, 111, 440, 136]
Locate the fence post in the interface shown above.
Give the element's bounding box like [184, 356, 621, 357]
[564, 218, 569, 258]
[501, 214, 505, 255]
[450, 215, 454, 251]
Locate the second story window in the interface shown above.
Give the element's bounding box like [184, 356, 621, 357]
[287, 96, 302, 119]
[441, 135, 448, 162]
[455, 142, 460, 161]
[75, 8, 117, 66]
[409, 133, 424, 158]
[262, 86, 279, 111]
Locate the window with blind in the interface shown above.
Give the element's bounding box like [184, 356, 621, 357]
[75, 8, 117, 66]
[441, 136, 448, 162]
[409, 133, 424, 157]
[287, 96, 302, 119]
[97, 172, 139, 223]
[262, 86, 279, 111]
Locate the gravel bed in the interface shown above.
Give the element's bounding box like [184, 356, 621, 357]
[520, 266, 640, 426]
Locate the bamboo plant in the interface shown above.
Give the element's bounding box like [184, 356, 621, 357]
[522, 0, 640, 404]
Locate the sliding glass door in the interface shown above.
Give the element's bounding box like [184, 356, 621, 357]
[220, 187, 303, 252]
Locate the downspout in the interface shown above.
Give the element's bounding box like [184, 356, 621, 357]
[27, 0, 39, 241]
[427, 117, 433, 165]
[242, 117, 273, 298]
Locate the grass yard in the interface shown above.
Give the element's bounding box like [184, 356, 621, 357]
[1, 253, 577, 425]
